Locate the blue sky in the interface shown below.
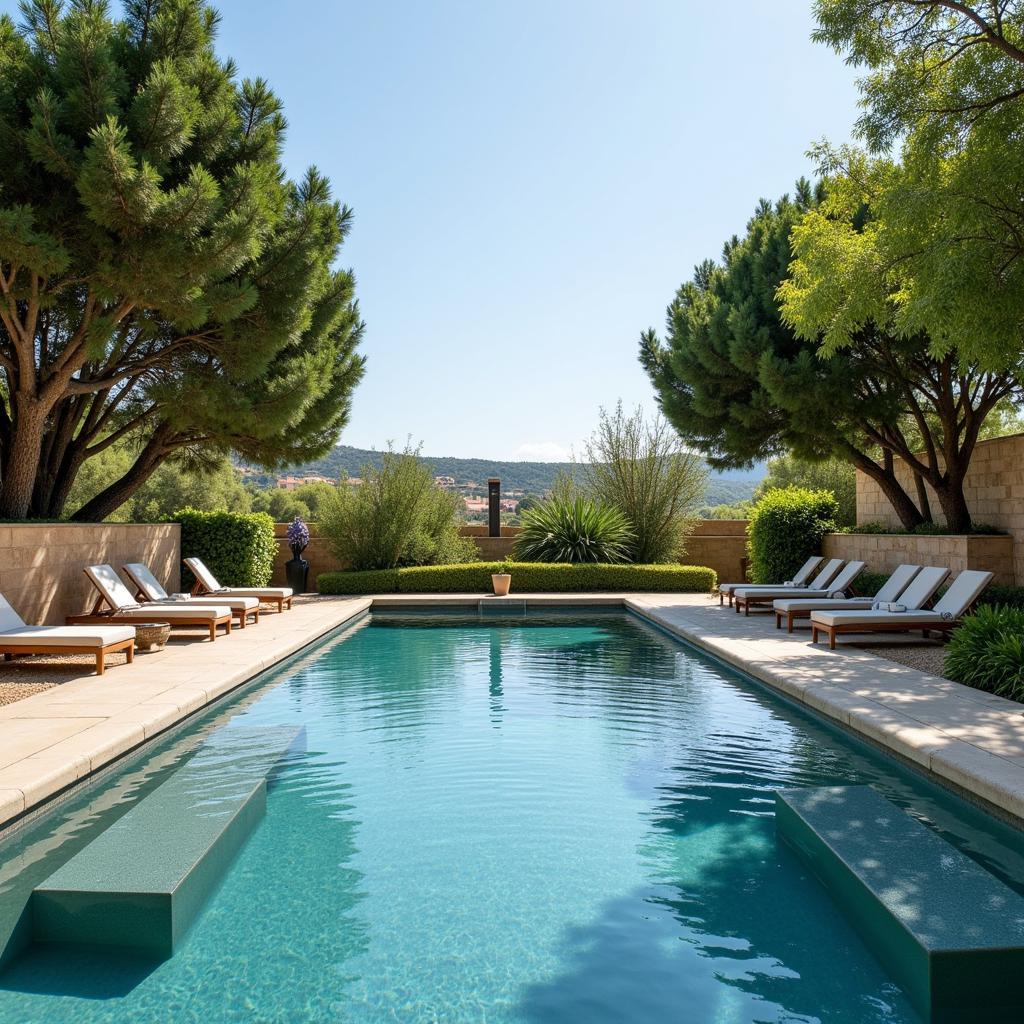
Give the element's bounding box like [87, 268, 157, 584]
[27, 1, 862, 461]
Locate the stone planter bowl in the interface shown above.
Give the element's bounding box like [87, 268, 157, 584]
[134, 622, 171, 651]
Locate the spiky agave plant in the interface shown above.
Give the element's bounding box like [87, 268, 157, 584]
[514, 496, 634, 563]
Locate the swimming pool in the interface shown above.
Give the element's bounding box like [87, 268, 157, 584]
[1, 610, 1022, 1023]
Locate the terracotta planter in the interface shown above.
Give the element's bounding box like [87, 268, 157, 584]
[491, 573, 511, 597]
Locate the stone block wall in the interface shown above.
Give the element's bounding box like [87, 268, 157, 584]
[823, 532, 1015, 586]
[0, 523, 180, 625]
[855, 432, 1023, 584]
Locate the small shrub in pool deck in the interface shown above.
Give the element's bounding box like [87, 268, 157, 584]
[945, 606, 1024, 702]
[317, 562, 717, 594]
[176, 509, 277, 589]
[746, 487, 838, 584]
[852, 571, 889, 598]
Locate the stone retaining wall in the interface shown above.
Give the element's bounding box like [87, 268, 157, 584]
[823, 532, 1015, 586]
[856, 431, 1024, 584]
[0, 523, 180, 625]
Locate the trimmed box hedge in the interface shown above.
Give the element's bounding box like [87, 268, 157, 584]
[317, 561, 717, 595]
[176, 508, 277, 589]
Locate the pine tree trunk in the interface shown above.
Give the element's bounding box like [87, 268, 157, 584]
[70, 427, 174, 522]
[0, 401, 48, 520]
[847, 448, 926, 531]
[933, 484, 973, 533]
[913, 472, 933, 523]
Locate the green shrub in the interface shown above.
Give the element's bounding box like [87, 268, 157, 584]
[846, 521, 1006, 537]
[946, 606, 1024, 701]
[515, 496, 633, 563]
[318, 445, 476, 570]
[581, 403, 705, 562]
[977, 585, 1024, 610]
[852, 571, 889, 598]
[746, 487, 838, 584]
[317, 562, 717, 595]
[176, 508, 276, 588]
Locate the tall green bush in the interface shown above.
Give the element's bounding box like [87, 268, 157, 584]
[946, 607, 1024, 702]
[319, 446, 475, 571]
[581, 404, 706, 563]
[515, 495, 633, 563]
[747, 487, 838, 583]
[177, 509, 276, 588]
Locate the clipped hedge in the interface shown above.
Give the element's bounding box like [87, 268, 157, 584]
[176, 508, 277, 588]
[946, 606, 1024, 702]
[747, 487, 838, 584]
[317, 561, 717, 595]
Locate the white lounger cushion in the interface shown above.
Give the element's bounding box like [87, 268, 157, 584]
[107, 604, 232, 622]
[184, 558, 292, 600]
[733, 559, 845, 599]
[123, 563, 258, 611]
[0, 625, 135, 647]
[0, 595, 134, 647]
[773, 565, 922, 616]
[84, 565, 232, 620]
[720, 556, 822, 597]
[774, 597, 875, 614]
[810, 608, 949, 628]
[811, 569, 993, 629]
[872, 565, 923, 605]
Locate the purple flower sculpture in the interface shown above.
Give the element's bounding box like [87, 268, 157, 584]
[287, 516, 310, 559]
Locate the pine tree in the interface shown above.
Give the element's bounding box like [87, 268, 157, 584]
[0, 0, 365, 520]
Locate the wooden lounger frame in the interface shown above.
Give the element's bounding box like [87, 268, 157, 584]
[811, 618, 958, 651]
[776, 603, 870, 633]
[126, 582, 259, 629]
[189, 579, 292, 613]
[68, 580, 232, 642]
[1, 638, 134, 676]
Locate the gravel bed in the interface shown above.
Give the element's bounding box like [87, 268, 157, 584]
[854, 642, 949, 679]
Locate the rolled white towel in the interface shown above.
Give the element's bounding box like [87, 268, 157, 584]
[941, 610, 954, 621]
[828, 590, 846, 600]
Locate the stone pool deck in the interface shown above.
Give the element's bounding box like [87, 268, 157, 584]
[1, 592, 1023, 832]
[0, 597, 370, 830]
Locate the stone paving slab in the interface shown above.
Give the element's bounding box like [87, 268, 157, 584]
[0, 596, 370, 829]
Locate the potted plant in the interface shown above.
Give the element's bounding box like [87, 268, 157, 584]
[491, 558, 512, 597]
[286, 516, 310, 594]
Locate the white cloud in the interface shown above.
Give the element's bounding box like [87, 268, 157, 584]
[511, 441, 573, 463]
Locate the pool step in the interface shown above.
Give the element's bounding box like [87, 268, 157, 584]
[32, 724, 303, 959]
[477, 599, 527, 616]
[776, 785, 1024, 1022]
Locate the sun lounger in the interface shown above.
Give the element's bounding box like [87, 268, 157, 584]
[810, 567, 991, 650]
[718, 556, 822, 606]
[122, 563, 260, 629]
[0, 594, 134, 676]
[733, 559, 855, 615]
[773, 564, 922, 632]
[68, 565, 233, 642]
[184, 558, 293, 612]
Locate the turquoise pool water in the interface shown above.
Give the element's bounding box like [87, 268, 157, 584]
[1, 610, 1023, 1023]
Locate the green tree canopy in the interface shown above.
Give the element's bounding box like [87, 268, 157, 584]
[0, 0, 365, 520]
[753, 455, 857, 527]
[640, 185, 940, 531]
[809, 2, 1024, 370]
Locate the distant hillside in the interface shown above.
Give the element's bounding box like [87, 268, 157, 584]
[243, 445, 762, 507]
